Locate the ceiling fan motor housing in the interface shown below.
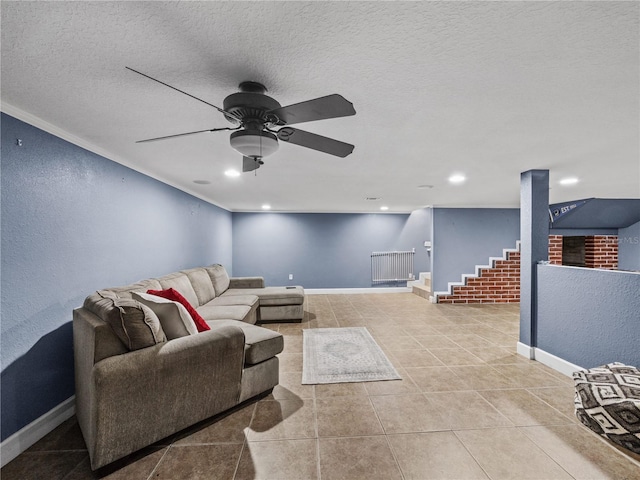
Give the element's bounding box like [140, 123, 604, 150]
[225, 82, 282, 158]
[223, 83, 282, 126]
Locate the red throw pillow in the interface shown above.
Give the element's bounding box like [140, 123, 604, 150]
[146, 288, 210, 332]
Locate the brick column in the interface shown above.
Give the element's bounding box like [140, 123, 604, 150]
[585, 235, 618, 269]
[548, 235, 563, 265]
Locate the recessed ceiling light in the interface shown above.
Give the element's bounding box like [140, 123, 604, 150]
[193, 180, 211, 185]
[448, 174, 466, 185]
[261, 204, 271, 210]
[559, 177, 579, 186]
[380, 206, 389, 211]
[224, 169, 241, 178]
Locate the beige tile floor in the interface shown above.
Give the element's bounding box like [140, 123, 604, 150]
[3, 293, 639, 479]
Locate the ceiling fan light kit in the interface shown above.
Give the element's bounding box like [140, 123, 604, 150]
[230, 130, 279, 158]
[128, 69, 356, 173]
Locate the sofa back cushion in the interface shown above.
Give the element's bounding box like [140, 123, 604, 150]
[102, 279, 162, 299]
[182, 268, 216, 305]
[84, 291, 167, 351]
[205, 264, 230, 297]
[132, 292, 198, 339]
[156, 272, 199, 307]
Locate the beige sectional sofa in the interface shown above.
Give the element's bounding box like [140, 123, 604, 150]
[73, 264, 304, 470]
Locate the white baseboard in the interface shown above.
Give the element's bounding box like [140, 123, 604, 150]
[534, 348, 584, 377]
[516, 343, 584, 378]
[517, 341, 535, 360]
[0, 396, 75, 467]
[305, 287, 411, 295]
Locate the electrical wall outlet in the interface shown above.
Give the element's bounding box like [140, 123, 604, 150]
[288, 274, 293, 280]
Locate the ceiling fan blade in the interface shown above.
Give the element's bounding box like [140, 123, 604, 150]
[136, 127, 234, 143]
[243, 156, 263, 172]
[267, 94, 356, 126]
[126, 67, 239, 119]
[276, 127, 355, 158]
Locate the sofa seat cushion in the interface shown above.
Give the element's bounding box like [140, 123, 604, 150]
[209, 320, 283, 365]
[223, 286, 304, 306]
[197, 304, 254, 323]
[206, 294, 259, 308]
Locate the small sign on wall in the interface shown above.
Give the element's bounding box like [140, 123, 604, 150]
[549, 198, 593, 223]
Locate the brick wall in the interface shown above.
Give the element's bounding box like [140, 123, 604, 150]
[548, 235, 563, 265]
[435, 235, 619, 304]
[585, 235, 618, 269]
[437, 249, 520, 304]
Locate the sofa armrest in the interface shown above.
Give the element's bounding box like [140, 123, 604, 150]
[229, 276, 265, 289]
[86, 325, 245, 469]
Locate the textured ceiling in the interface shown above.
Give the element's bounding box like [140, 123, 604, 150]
[2, 1, 638, 213]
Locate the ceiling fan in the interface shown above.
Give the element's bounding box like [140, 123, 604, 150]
[126, 67, 356, 172]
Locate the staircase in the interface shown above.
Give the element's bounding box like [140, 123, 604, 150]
[408, 272, 431, 299]
[433, 242, 521, 304]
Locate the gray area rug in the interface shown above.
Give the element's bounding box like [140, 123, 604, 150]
[302, 327, 402, 384]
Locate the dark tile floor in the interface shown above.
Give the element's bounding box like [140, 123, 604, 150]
[3, 294, 639, 479]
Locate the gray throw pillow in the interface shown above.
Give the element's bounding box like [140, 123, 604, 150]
[102, 296, 167, 351]
[132, 291, 198, 339]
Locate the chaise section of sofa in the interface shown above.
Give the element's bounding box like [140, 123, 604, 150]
[73, 264, 290, 470]
[204, 264, 305, 322]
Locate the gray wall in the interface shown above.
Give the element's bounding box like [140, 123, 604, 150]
[431, 208, 520, 292]
[232, 208, 431, 289]
[1, 113, 233, 441]
[618, 220, 640, 271]
[548, 228, 617, 236]
[549, 199, 640, 230]
[536, 264, 640, 368]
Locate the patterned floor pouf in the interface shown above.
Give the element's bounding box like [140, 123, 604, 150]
[574, 362, 640, 454]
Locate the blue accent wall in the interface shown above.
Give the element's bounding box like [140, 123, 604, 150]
[232, 209, 431, 289]
[536, 265, 640, 368]
[618, 220, 640, 271]
[431, 208, 520, 292]
[1, 113, 232, 441]
[400, 207, 432, 275]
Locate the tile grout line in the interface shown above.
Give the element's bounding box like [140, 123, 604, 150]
[59, 454, 88, 480]
[145, 444, 171, 480]
[231, 402, 257, 480]
[516, 426, 581, 480]
[312, 387, 321, 480]
[451, 429, 495, 480]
